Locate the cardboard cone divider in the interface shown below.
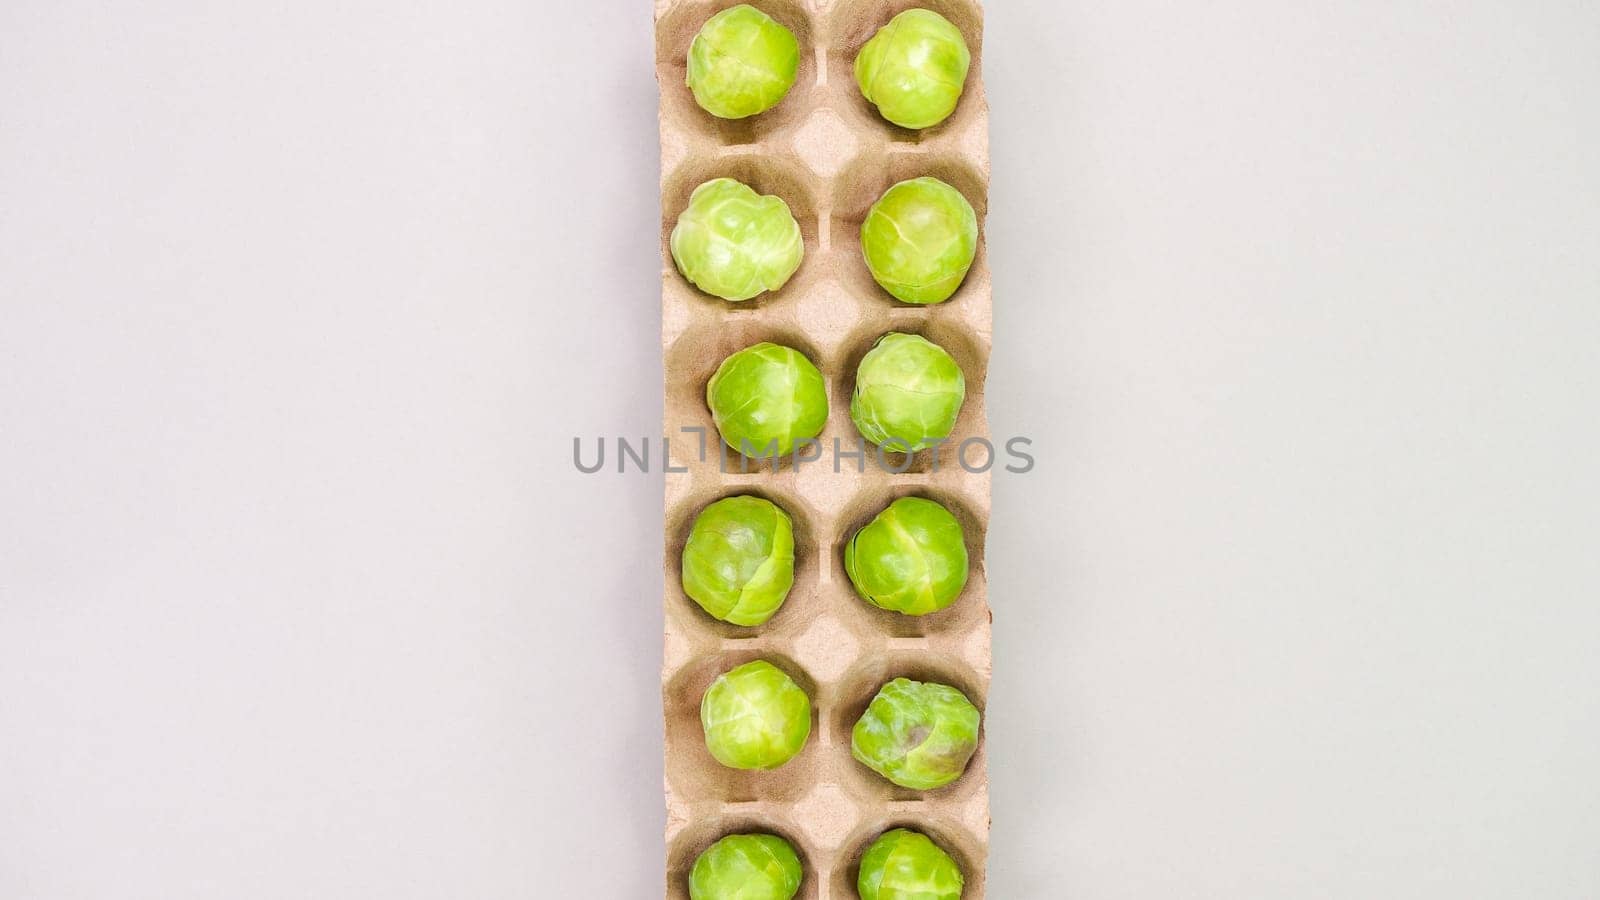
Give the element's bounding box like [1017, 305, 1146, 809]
[657, 1, 990, 896]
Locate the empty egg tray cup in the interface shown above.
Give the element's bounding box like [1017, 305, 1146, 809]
[657, 1, 990, 896]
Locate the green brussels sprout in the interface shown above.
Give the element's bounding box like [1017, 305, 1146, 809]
[672, 178, 804, 302]
[854, 9, 971, 129]
[860, 177, 978, 305]
[852, 677, 980, 790]
[850, 332, 966, 451]
[701, 659, 813, 770]
[689, 832, 804, 900]
[845, 497, 968, 616]
[682, 496, 795, 627]
[857, 828, 965, 900]
[707, 342, 829, 457]
[687, 5, 800, 120]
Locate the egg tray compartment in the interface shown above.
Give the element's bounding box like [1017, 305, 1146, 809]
[657, 0, 990, 896]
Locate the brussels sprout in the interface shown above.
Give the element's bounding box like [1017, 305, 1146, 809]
[860, 177, 978, 305]
[854, 9, 971, 129]
[845, 497, 968, 616]
[850, 332, 966, 451]
[701, 660, 813, 770]
[857, 828, 965, 900]
[707, 342, 829, 457]
[672, 178, 804, 302]
[687, 5, 800, 120]
[682, 496, 795, 627]
[852, 677, 980, 790]
[689, 832, 804, 900]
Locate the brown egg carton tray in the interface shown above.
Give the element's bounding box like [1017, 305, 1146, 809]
[657, 0, 990, 896]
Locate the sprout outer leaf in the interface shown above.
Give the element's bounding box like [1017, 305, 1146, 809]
[672, 177, 804, 302]
[707, 342, 829, 457]
[859, 177, 978, 305]
[852, 677, 980, 790]
[687, 5, 800, 120]
[849, 332, 966, 452]
[845, 496, 968, 616]
[682, 495, 796, 627]
[701, 659, 813, 770]
[854, 9, 971, 130]
[857, 828, 965, 900]
[689, 832, 804, 900]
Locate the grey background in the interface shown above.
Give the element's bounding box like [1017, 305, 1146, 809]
[2, 0, 1597, 897]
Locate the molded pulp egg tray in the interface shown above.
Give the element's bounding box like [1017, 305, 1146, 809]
[657, 1, 990, 895]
